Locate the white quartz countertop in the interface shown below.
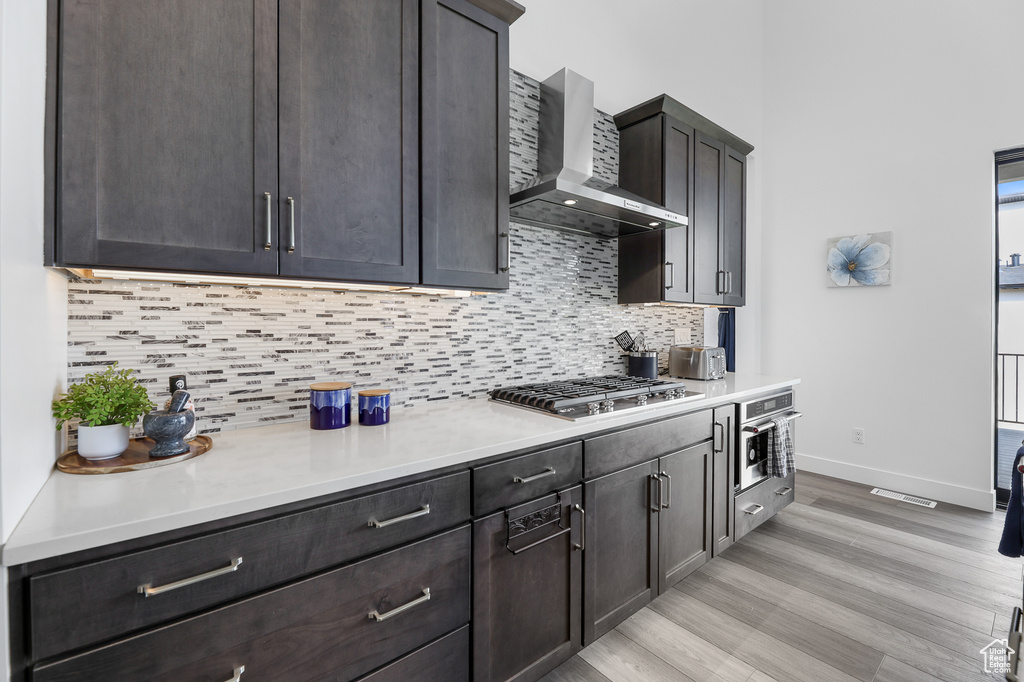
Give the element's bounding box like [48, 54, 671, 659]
[2, 373, 798, 566]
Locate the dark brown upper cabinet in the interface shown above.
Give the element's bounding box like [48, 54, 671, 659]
[421, 0, 510, 290]
[614, 96, 752, 306]
[48, 0, 521, 290]
[278, 0, 420, 284]
[54, 0, 280, 276]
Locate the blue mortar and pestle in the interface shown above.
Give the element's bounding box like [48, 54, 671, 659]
[143, 389, 196, 458]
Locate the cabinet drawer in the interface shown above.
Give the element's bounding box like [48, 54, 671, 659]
[358, 626, 469, 682]
[29, 471, 470, 660]
[584, 410, 712, 479]
[33, 526, 471, 682]
[734, 474, 795, 541]
[472, 442, 582, 516]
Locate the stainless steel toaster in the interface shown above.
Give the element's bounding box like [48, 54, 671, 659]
[669, 346, 726, 380]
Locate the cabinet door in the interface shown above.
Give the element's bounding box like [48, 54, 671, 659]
[421, 0, 510, 290]
[57, 0, 279, 275]
[657, 441, 712, 593]
[583, 461, 659, 645]
[662, 117, 694, 303]
[712, 405, 737, 555]
[278, 0, 419, 283]
[722, 147, 746, 307]
[692, 132, 725, 304]
[473, 488, 582, 682]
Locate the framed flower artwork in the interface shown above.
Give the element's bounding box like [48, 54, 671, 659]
[826, 232, 892, 287]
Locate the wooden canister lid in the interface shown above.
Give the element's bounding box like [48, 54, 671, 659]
[310, 382, 352, 391]
[359, 389, 391, 397]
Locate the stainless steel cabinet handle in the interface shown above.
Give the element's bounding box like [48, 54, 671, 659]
[500, 232, 510, 273]
[650, 474, 662, 512]
[509, 526, 571, 555]
[775, 487, 792, 496]
[263, 192, 272, 250]
[368, 588, 430, 622]
[726, 271, 734, 294]
[713, 421, 725, 453]
[660, 471, 672, 509]
[286, 197, 296, 254]
[743, 504, 764, 516]
[368, 505, 430, 529]
[137, 557, 243, 597]
[222, 666, 245, 682]
[513, 467, 556, 484]
[572, 504, 585, 551]
[664, 261, 674, 289]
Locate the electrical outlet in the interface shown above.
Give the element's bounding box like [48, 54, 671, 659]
[674, 328, 691, 345]
[852, 428, 865, 445]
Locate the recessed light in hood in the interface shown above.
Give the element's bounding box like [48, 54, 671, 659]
[509, 69, 686, 239]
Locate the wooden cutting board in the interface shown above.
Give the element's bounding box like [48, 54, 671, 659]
[57, 435, 213, 475]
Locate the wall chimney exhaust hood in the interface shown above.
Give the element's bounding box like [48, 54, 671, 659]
[509, 68, 686, 239]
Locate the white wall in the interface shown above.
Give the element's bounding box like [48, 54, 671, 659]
[761, 0, 1024, 510]
[510, 0, 765, 373]
[0, 0, 66, 543]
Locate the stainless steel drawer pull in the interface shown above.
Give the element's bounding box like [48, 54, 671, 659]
[726, 271, 734, 294]
[368, 588, 430, 622]
[775, 487, 793, 496]
[286, 197, 296, 254]
[137, 557, 243, 597]
[572, 504, 586, 552]
[743, 504, 765, 516]
[263, 192, 272, 250]
[500, 232, 510, 273]
[368, 505, 430, 529]
[660, 471, 672, 509]
[664, 261, 674, 289]
[513, 467, 556, 484]
[222, 666, 245, 682]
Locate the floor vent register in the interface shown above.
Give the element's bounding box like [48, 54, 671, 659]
[870, 488, 937, 508]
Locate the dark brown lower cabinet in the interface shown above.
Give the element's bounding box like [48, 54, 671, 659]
[583, 440, 714, 644]
[657, 441, 713, 593]
[473, 487, 583, 682]
[32, 526, 471, 682]
[712, 405, 737, 555]
[583, 461, 659, 645]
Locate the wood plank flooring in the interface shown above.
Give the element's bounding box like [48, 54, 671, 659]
[539, 471, 1022, 682]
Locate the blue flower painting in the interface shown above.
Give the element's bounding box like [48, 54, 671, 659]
[826, 232, 892, 287]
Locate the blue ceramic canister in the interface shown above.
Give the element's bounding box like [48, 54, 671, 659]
[309, 382, 352, 430]
[358, 389, 391, 426]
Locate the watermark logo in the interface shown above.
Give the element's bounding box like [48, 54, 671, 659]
[980, 638, 1014, 675]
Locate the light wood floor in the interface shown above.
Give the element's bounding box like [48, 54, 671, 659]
[540, 471, 1022, 682]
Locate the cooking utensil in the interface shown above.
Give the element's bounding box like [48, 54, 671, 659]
[614, 330, 634, 352]
[630, 333, 646, 353]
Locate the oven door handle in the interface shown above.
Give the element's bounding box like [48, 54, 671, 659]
[742, 411, 802, 435]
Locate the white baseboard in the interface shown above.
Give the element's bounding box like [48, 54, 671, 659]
[795, 453, 996, 512]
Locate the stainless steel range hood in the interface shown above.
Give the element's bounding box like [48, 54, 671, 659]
[510, 69, 686, 239]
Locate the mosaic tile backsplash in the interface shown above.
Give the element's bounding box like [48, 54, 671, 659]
[65, 71, 704, 438]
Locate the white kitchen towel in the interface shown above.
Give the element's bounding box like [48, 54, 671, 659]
[767, 416, 794, 478]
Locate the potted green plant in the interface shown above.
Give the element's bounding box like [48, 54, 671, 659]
[52, 362, 155, 460]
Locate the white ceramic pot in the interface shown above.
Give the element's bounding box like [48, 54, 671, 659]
[77, 424, 129, 460]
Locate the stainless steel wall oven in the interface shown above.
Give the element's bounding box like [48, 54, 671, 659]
[737, 391, 801, 491]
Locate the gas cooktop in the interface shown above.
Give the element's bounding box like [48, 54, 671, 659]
[489, 375, 704, 421]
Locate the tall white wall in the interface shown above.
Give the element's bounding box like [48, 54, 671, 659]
[761, 0, 1024, 510]
[0, 0, 66, 544]
[510, 0, 765, 374]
